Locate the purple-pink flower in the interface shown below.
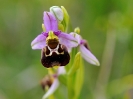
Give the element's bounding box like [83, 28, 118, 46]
[41, 67, 66, 99]
[31, 12, 78, 68]
[70, 33, 100, 66]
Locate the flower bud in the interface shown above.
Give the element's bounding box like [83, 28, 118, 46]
[50, 6, 64, 22]
[74, 27, 80, 34]
[41, 75, 53, 90]
[50, 6, 69, 32]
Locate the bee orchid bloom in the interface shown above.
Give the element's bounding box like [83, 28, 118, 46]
[31, 12, 78, 68]
[41, 67, 66, 99]
[70, 33, 100, 66]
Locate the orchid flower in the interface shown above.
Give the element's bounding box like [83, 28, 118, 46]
[70, 31, 100, 66]
[31, 6, 100, 99]
[49, 6, 99, 66]
[31, 12, 78, 68]
[41, 67, 66, 99]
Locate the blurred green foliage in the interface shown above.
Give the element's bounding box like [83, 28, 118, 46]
[0, 0, 133, 99]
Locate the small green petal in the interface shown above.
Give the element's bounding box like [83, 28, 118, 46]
[61, 6, 69, 32]
[58, 23, 64, 32]
[42, 24, 46, 32]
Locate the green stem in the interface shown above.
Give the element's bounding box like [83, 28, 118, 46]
[94, 30, 116, 99]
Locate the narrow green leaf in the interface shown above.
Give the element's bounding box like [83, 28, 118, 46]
[67, 52, 84, 99]
[68, 52, 81, 76]
[73, 54, 84, 99]
[67, 75, 75, 99]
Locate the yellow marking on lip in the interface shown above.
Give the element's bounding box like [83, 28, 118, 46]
[46, 31, 59, 41]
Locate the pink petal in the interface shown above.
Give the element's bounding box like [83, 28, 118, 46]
[31, 34, 46, 49]
[80, 45, 100, 66]
[43, 12, 58, 32]
[42, 79, 59, 99]
[57, 67, 66, 75]
[58, 32, 78, 50]
[70, 32, 82, 44]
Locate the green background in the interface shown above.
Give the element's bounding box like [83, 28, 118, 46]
[0, 0, 133, 99]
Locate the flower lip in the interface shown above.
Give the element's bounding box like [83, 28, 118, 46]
[41, 44, 70, 68]
[47, 39, 59, 49]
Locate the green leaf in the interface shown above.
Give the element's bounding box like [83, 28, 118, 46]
[67, 75, 75, 99]
[68, 52, 81, 76]
[67, 52, 84, 99]
[73, 54, 84, 99]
